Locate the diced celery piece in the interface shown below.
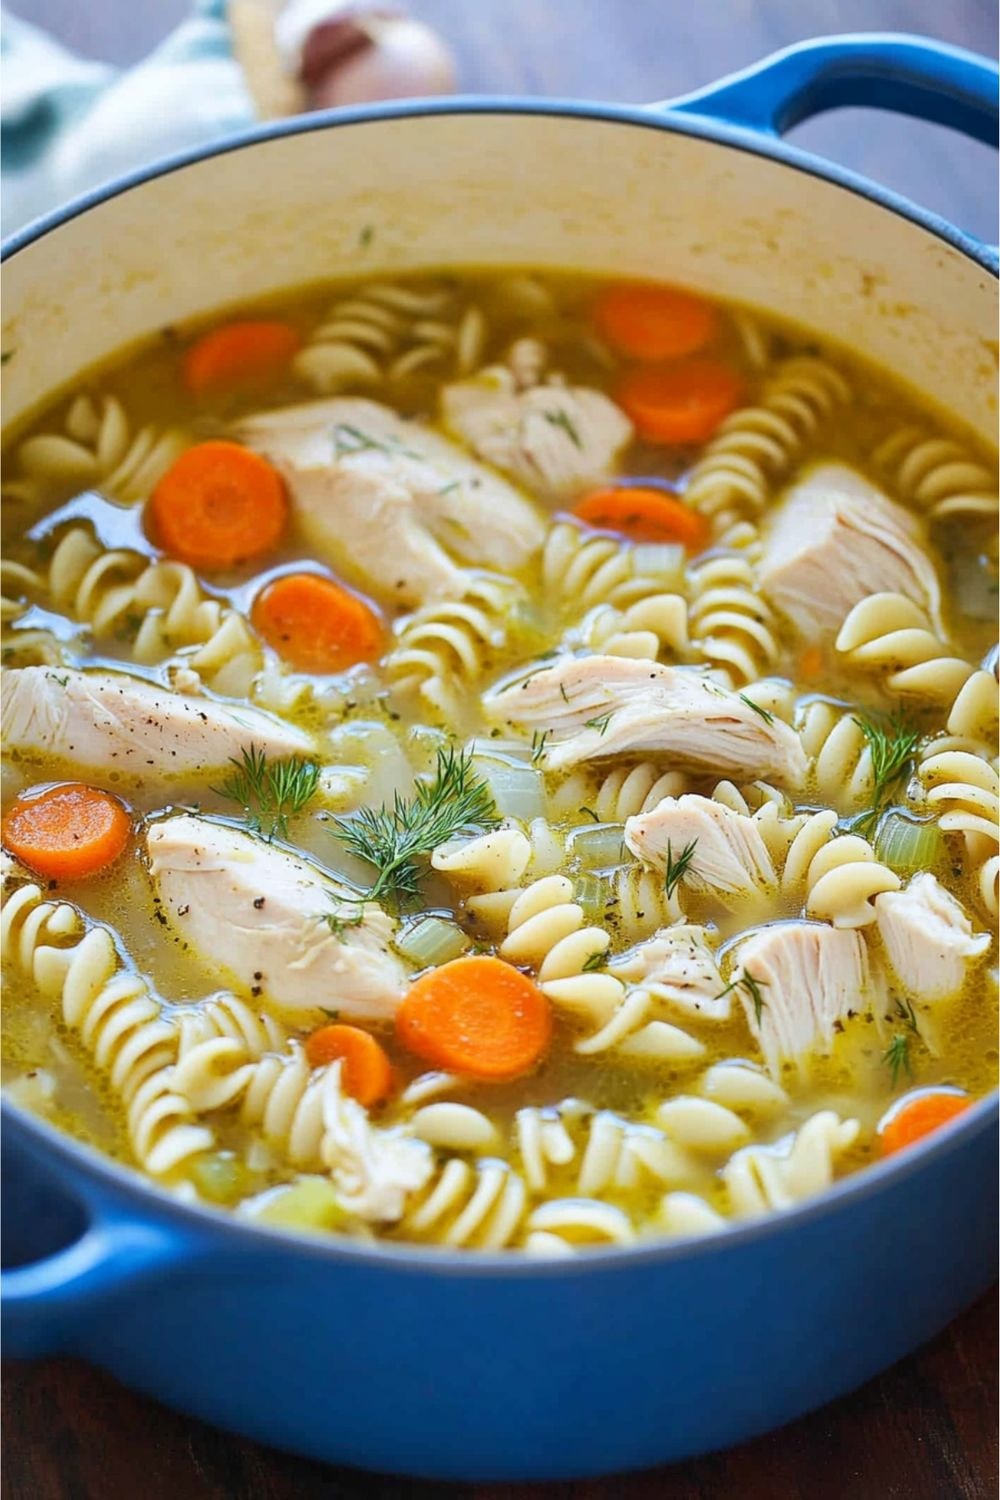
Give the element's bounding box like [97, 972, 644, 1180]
[472, 756, 547, 821]
[575, 872, 611, 922]
[246, 1176, 347, 1233]
[397, 915, 470, 968]
[565, 822, 627, 870]
[875, 809, 945, 874]
[190, 1152, 252, 1206]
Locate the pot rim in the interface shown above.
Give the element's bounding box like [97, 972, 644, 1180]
[1, 94, 997, 275]
[2, 93, 997, 1278]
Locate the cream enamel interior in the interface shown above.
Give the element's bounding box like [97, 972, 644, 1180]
[3, 111, 997, 438]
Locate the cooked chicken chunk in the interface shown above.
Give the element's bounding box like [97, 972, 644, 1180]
[875, 873, 990, 1001]
[441, 365, 633, 499]
[609, 925, 729, 1021]
[1, 667, 311, 776]
[625, 795, 776, 905]
[485, 656, 807, 783]
[236, 397, 545, 606]
[732, 920, 878, 1076]
[147, 816, 407, 1020]
[759, 464, 942, 637]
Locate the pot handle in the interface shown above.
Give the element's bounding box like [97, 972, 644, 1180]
[1, 1129, 196, 1358]
[665, 33, 999, 147]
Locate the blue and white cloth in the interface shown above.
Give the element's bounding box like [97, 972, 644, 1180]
[1, 1, 256, 234]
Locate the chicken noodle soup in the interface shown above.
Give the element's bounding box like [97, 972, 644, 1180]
[2, 271, 997, 1252]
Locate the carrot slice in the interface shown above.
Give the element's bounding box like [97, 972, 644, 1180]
[149, 441, 287, 571]
[182, 320, 302, 396]
[396, 955, 552, 1081]
[615, 359, 744, 445]
[252, 572, 383, 674]
[574, 485, 709, 551]
[2, 782, 131, 880]
[880, 1091, 971, 1157]
[594, 283, 718, 361]
[304, 1024, 393, 1107]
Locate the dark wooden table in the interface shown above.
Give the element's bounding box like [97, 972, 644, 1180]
[4, 2, 998, 1495]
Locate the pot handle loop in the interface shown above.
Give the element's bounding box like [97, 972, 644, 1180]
[665, 33, 999, 147]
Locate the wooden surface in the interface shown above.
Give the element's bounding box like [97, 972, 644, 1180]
[3, 1, 999, 1495]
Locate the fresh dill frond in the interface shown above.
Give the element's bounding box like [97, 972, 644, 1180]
[215, 746, 320, 841]
[578, 806, 600, 822]
[664, 838, 698, 900]
[331, 422, 421, 461]
[333, 746, 499, 908]
[883, 1032, 913, 1088]
[584, 712, 613, 735]
[543, 408, 582, 449]
[531, 729, 551, 765]
[853, 711, 921, 836]
[317, 908, 364, 938]
[894, 997, 920, 1034]
[716, 968, 769, 1025]
[738, 693, 775, 726]
[581, 950, 606, 972]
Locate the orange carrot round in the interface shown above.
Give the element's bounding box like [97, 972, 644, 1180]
[594, 282, 718, 361]
[615, 358, 744, 445]
[2, 782, 131, 880]
[149, 441, 287, 571]
[574, 485, 709, 551]
[881, 1091, 971, 1156]
[304, 1024, 393, 1107]
[182, 320, 302, 396]
[252, 572, 383, 674]
[396, 955, 552, 1081]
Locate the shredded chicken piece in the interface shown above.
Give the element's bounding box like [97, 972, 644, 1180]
[625, 795, 776, 905]
[609, 925, 730, 1021]
[875, 873, 990, 1001]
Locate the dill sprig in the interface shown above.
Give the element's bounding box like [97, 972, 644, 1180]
[853, 711, 921, 836]
[738, 693, 775, 725]
[543, 408, 582, 449]
[215, 746, 320, 841]
[333, 746, 499, 908]
[717, 968, 769, 1025]
[883, 1032, 913, 1088]
[581, 950, 606, 973]
[664, 839, 698, 900]
[584, 712, 613, 735]
[531, 729, 551, 765]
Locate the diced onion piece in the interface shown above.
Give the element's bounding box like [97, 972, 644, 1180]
[575, 872, 611, 922]
[396, 915, 470, 968]
[875, 809, 945, 874]
[565, 822, 626, 870]
[472, 755, 547, 821]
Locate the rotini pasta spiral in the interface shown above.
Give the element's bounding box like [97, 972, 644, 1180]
[383, 572, 526, 721]
[501, 876, 702, 1060]
[873, 426, 998, 525]
[836, 594, 999, 742]
[570, 592, 689, 663]
[548, 762, 687, 823]
[541, 520, 685, 614]
[397, 1154, 528, 1248]
[0, 882, 213, 1174]
[4, 395, 189, 505]
[797, 699, 876, 810]
[294, 281, 487, 393]
[687, 553, 780, 686]
[918, 749, 999, 916]
[682, 356, 851, 539]
[722, 1109, 860, 1216]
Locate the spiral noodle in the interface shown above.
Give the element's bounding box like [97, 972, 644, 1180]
[707, 780, 898, 926]
[873, 426, 998, 525]
[0, 523, 310, 704]
[383, 572, 526, 721]
[500, 876, 702, 1060]
[4, 395, 189, 505]
[797, 699, 875, 811]
[294, 281, 488, 393]
[836, 593, 999, 741]
[542, 521, 686, 613]
[0, 882, 213, 1174]
[682, 356, 851, 539]
[918, 749, 999, 917]
[687, 553, 780, 686]
[549, 762, 687, 823]
[397, 1154, 528, 1248]
[722, 1110, 859, 1216]
[570, 592, 689, 663]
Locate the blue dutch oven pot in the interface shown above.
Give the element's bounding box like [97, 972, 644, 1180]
[2, 33, 998, 1482]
